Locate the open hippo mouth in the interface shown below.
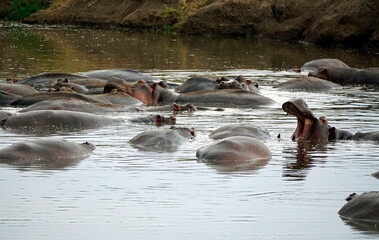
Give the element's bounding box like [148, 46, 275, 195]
[282, 98, 316, 141]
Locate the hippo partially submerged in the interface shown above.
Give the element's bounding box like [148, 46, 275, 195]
[0, 138, 95, 168]
[209, 124, 271, 141]
[282, 98, 328, 142]
[196, 136, 272, 166]
[1, 110, 120, 134]
[129, 127, 195, 152]
[338, 192, 379, 222]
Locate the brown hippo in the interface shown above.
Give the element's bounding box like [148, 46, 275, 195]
[175, 89, 275, 108]
[209, 124, 271, 141]
[274, 76, 342, 92]
[309, 67, 379, 85]
[0, 138, 95, 168]
[1, 110, 120, 134]
[196, 136, 272, 166]
[129, 127, 195, 152]
[129, 115, 176, 126]
[353, 131, 379, 141]
[125, 80, 177, 105]
[338, 192, 379, 222]
[282, 98, 328, 142]
[299, 58, 350, 72]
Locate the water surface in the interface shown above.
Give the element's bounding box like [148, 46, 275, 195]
[0, 22, 379, 240]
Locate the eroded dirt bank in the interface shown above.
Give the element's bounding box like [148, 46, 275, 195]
[19, 0, 379, 48]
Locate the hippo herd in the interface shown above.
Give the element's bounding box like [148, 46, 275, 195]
[0, 58, 378, 226]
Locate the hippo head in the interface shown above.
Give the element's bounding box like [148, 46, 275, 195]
[81, 141, 96, 151]
[125, 80, 155, 105]
[308, 68, 329, 80]
[282, 98, 328, 141]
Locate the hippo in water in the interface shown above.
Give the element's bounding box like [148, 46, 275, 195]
[1, 110, 120, 135]
[0, 138, 95, 168]
[309, 67, 379, 85]
[129, 115, 176, 126]
[353, 131, 379, 141]
[209, 124, 271, 141]
[282, 98, 328, 142]
[274, 76, 342, 92]
[196, 136, 272, 167]
[298, 58, 350, 72]
[78, 69, 158, 83]
[338, 192, 379, 222]
[125, 80, 177, 105]
[129, 127, 195, 152]
[176, 76, 217, 93]
[0, 83, 39, 96]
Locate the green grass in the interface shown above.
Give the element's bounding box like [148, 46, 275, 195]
[7, 0, 51, 20]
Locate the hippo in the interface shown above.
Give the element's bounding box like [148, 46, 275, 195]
[129, 127, 195, 152]
[209, 124, 271, 141]
[0, 83, 39, 96]
[18, 72, 89, 86]
[328, 126, 354, 141]
[125, 80, 177, 105]
[196, 136, 272, 167]
[136, 103, 197, 113]
[274, 76, 342, 91]
[0, 90, 20, 106]
[78, 69, 157, 83]
[96, 92, 143, 106]
[175, 89, 275, 108]
[1, 110, 120, 134]
[10, 92, 112, 106]
[282, 98, 328, 142]
[18, 99, 119, 113]
[353, 131, 379, 141]
[0, 138, 95, 168]
[0, 111, 12, 120]
[67, 77, 108, 89]
[309, 67, 379, 85]
[103, 77, 128, 93]
[371, 171, 379, 180]
[129, 115, 176, 126]
[215, 76, 259, 94]
[338, 192, 379, 222]
[176, 77, 217, 93]
[298, 58, 350, 72]
[53, 78, 89, 94]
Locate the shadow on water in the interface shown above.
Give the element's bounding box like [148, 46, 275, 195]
[282, 140, 328, 181]
[341, 218, 379, 235]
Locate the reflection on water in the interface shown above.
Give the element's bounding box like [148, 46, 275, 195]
[1, 22, 379, 240]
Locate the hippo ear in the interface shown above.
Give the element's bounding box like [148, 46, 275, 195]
[190, 128, 196, 137]
[151, 83, 157, 90]
[345, 193, 357, 201]
[0, 118, 7, 127]
[254, 83, 259, 88]
[245, 80, 252, 85]
[172, 104, 181, 111]
[64, 78, 69, 83]
[215, 79, 222, 84]
[328, 127, 336, 133]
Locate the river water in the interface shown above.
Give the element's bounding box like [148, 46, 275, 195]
[0, 22, 379, 240]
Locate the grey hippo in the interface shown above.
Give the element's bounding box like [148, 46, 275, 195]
[0, 138, 95, 168]
[129, 127, 195, 152]
[209, 124, 271, 141]
[309, 67, 379, 85]
[338, 192, 379, 222]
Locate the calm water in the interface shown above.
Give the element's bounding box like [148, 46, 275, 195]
[0, 22, 379, 240]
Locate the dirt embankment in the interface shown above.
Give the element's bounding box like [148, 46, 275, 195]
[19, 0, 379, 48]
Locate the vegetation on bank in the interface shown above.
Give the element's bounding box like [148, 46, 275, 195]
[161, 0, 206, 32]
[6, 0, 51, 20]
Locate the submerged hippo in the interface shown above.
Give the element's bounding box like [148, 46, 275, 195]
[274, 76, 342, 92]
[338, 192, 379, 222]
[125, 80, 177, 105]
[53, 78, 89, 94]
[0, 138, 95, 168]
[19, 99, 119, 113]
[18, 72, 89, 86]
[176, 77, 217, 93]
[328, 127, 354, 141]
[78, 69, 157, 83]
[309, 67, 379, 85]
[1, 110, 120, 134]
[129, 115, 176, 126]
[196, 136, 272, 166]
[0, 83, 39, 96]
[0, 90, 20, 106]
[209, 124, 271, 141]
[175, 89, 275, 108]
[353, 131, 379, 141]
[129, 127, 195, 152]
[215, 76, 259, 94]
[0, 111, 12, 120]
[282, 98, 328, 142]
[299, 58, 350, 72]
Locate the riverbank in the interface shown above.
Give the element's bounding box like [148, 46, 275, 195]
[3, 0, 379, 49]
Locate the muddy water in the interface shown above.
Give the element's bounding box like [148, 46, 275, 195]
[0, 22, 379, 240]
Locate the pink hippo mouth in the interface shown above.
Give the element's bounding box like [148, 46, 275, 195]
[282, 99, 315, 141]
